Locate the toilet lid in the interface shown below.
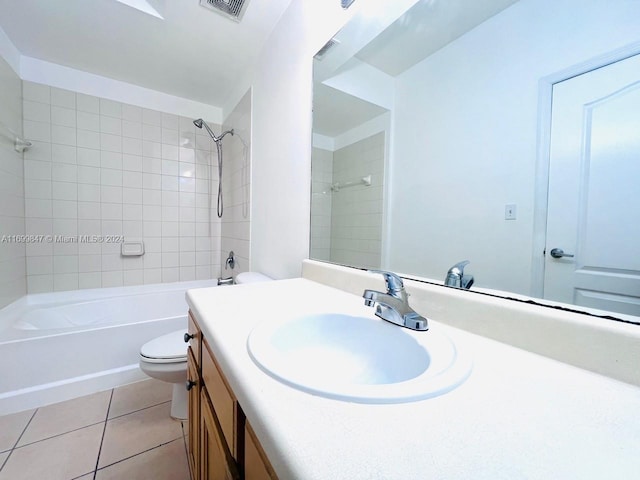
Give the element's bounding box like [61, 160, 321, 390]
[140, 329, 188, 361]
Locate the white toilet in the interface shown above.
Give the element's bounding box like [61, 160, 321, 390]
[139, 271, 273, 419]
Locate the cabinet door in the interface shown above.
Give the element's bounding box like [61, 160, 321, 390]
[200, 390, 240, 480]
[244, 422, 278, 480]
[187, 350, 200, 480]
[202, 340, 237, 456]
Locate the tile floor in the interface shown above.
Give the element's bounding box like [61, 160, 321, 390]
[0, 379, 190, 480]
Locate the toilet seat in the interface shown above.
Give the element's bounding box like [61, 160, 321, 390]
[140, 329, 187, 364]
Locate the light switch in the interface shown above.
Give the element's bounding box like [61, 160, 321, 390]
[505, 204, 517, 220]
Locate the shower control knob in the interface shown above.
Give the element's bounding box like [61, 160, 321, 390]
[186, 380, 197, 391]
[184, 332, 194, 343]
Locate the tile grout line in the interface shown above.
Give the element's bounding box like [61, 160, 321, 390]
[95, 437, 185, 474]
[93, 388, 115, 480]
[0, 408, 38, 473]
[181, 421, 191, 480]
[107, 399, 171, 421]
[10, 419, 108, 450]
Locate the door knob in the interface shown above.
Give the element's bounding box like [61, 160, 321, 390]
[549, 248, 574, 259]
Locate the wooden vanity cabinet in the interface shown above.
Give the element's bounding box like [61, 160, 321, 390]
[187, 310, 278, 480]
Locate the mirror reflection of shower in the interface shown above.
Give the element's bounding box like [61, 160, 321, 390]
[193, 118, 234, 218]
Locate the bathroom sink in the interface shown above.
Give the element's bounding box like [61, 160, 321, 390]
[247, 313, 471, 403]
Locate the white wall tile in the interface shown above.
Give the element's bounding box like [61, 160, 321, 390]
[52, 181, 77, 201]
[122, 104, 142, 122]
[123, 137, 142, 155]
[24, 120, 51, 142]
[77, 129, 101, 149]
[101, 151, 123, 170]
[77, 147, 100, 167]
[51, 124, 77, 145]
[78, 166, 100, 185]
[23, 81, 50, 104]
[79, 272, 101, 289]
[51, 106, 76, 127]
[100, 133, 122, 152]
[51, 87, 76, 109]
[22, 82, 222, 293]
[142, 124, 162, 142]
[52, 163, 77, 182]
[23, 100, 51, 122]
[142, 108, 161, 126]
[77, 111, 100, 132]
[52, 144, 77, 165]
[100, 99, 122, 118]
[77, 93, 100, 113]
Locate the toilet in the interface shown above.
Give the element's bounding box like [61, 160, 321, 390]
[138, 271, 273, 419]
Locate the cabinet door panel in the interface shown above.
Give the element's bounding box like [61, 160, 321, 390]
[244, 422, 278, 480]
[200, 390, 240, 480]
[187, 350, 200, 480]
[202, 340, 237, 454]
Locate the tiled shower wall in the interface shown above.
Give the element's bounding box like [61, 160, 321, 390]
[220, 90, 251, 278]
[22, 81, 222, 292]
[310, 146, 333, 262]
[0, 58, 26, 308]
[329, 132, 385, 269]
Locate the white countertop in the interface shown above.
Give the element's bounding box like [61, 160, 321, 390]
[186, 278, 640, 480]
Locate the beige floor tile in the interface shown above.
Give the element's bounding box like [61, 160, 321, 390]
[99, 402, 182, 468]
[108, 378, 172, 419]
[18, 390, 111, 446]
[0, 409, 35, 452]
[95, 438, 189, 480]
[0, 423, 103, 480]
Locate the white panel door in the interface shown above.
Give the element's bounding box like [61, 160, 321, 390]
[544, 53, 640, 316]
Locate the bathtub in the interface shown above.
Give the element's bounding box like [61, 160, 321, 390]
[0, 279, 218, 415]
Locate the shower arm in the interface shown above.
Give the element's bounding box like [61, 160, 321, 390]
[201, 120, 220, 142]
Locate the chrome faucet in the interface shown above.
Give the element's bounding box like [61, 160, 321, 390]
[363, 270, 429, 331]
[444, 260, 474, 289]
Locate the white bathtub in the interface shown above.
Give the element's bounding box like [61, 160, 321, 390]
[0, 279, 218, 415]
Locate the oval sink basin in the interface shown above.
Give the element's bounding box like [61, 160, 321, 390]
[247, 313, 471, 403]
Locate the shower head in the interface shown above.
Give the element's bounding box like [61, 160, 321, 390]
[193, 118, 233, 143]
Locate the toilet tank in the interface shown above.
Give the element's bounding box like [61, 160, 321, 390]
[235, 272, 273, 284]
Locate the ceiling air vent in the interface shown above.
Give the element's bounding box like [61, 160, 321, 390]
[314, 39, 340, 60]
[199, 0, 250, 22]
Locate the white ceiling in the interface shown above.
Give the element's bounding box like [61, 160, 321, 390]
[313, 0, 519, 138]
[0, 0, 294, 107]
[356, 0, 519, 76]
[313, 82, 388, 138]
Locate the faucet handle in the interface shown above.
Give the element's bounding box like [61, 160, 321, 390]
[368, 270, 404, 293]
[448, 260, 470, 275]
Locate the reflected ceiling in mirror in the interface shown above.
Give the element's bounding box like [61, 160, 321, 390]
[310, 0, 640, 323]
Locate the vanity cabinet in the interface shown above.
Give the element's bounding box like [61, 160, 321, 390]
[187, 311, 278, 480]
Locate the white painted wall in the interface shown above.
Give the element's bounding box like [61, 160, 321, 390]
[223, 1, 356, 279]
[20, 57, 221, 123]
[388, 0, 640, 295]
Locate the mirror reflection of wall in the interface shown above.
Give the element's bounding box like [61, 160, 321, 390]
[311, 0, 640, 321]
[311, 131, 385, 269]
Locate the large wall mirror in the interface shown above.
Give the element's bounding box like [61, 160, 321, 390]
[310, 0, 640, 323]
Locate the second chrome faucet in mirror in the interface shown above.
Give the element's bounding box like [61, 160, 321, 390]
[363, 271, 428, 331]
